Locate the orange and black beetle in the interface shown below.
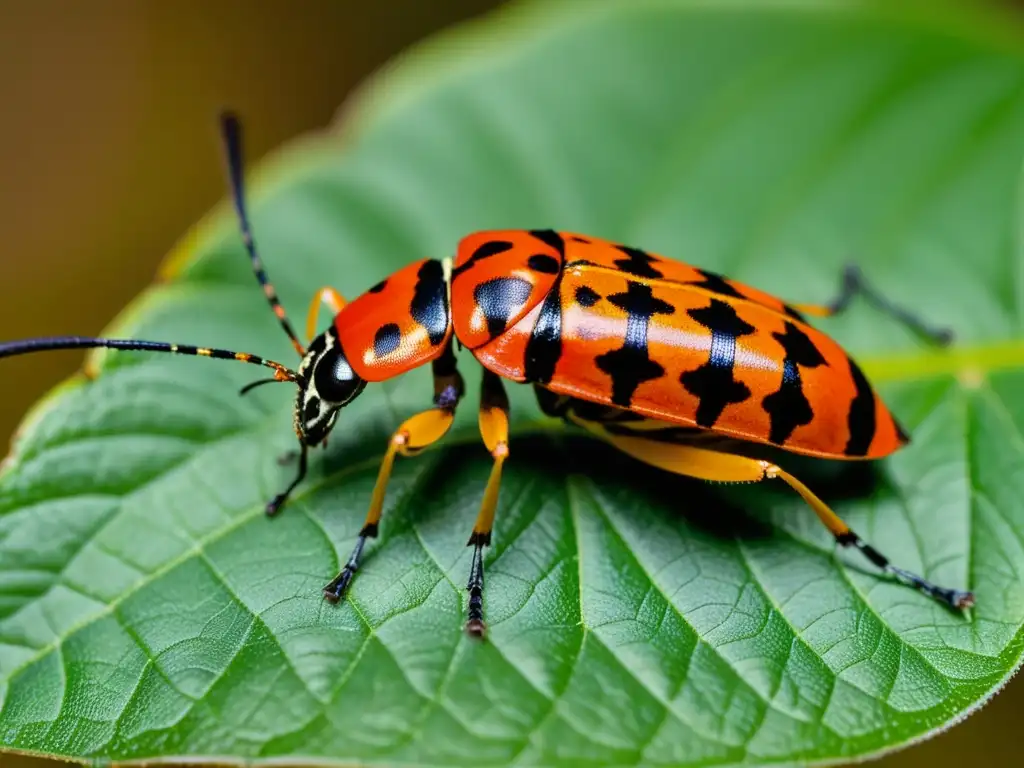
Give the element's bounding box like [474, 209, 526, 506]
[0, 115, 973, 637]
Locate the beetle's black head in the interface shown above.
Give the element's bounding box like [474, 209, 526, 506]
[294, 327, 366, 446]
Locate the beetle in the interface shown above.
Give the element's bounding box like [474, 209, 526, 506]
[0, 114, 973, 637]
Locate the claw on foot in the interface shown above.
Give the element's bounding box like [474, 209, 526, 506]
[265, 494, 286, 516]
[323, 568, 356, 603]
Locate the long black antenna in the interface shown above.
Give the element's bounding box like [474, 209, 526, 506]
[0, 336, 298, 382]
[219, 112, 306, 357]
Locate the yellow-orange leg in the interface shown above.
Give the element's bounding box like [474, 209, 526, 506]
[791, 265, 953, 346]
[465, 369, 511, 638]
[600, 431, 974, 610]
[305, 286, 347, 342]
[322, 341, 463, 603]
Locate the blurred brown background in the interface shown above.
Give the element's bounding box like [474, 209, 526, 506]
[0, 1, 1022, 767]
[0, 0, 505, 443]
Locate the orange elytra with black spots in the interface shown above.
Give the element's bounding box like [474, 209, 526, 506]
[0, 114, 973, 641]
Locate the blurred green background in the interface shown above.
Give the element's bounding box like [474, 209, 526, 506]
[1, 1, 1022, 766]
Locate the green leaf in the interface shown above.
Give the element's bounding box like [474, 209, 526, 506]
[2, 1, 1024, 765]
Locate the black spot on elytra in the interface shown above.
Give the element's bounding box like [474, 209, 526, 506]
[575, 286, 601, 307]
[452, 240, 514, 279]
[689, 269, 746, 300]
[570, 236, 591, 243]
[373, 323, 402, 358]
[474, 277, 533, 339]
[529, 229, 565, 255]
[762, 322, 827, 445]
[783, 304, 806, 322]
[527, 253, 561, 274]
[774, 321, 827, 369]
[845, 358, 876, 456]
[410, 259, 449, 345]
[524, 275, 564, 383]
[681, 299, 756, 428]
[368, 279, 388, 294]
[614, 246, 662, 279]
[595, 282, 674, 407]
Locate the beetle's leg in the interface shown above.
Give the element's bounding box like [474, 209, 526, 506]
[322, 340, 463, 603]
[305, 286, 347, 342]
[464, 369, 510, 639]
[599, 431, 974, 611]
[266, 443, 308, 516]
[791, 265, 953, 346]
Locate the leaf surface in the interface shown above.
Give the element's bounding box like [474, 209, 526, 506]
[2, 2, 1024, 765]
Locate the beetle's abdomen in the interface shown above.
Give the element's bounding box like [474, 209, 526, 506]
[473, 261, 906, 460]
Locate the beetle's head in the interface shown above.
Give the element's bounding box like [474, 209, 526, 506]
[294, 327, 366, 446]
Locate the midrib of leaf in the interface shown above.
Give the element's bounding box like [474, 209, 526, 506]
[859, 339, 1024, 383]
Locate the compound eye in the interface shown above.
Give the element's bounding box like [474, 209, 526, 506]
[313, 347, 363, 405]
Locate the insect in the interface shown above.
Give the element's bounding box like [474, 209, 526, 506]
[0, 114, 973, 638]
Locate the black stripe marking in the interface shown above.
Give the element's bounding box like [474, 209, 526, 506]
[595, 282, 673, 407]
[783, 304, 807, 322]
[524, 275, 564, 383]
[613, 246, 662, 279]
[529, 229, 565, 255]
[689, 269, 745, 300]
[451, 240, 514, 279]
[368, 279, 388, 294]
[845, 358, 877, 456]
[761, 321, 827, 445]
[680, 299, 756, 428]
[410, 260, 449, 345]
[474, 277, 533, 339]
